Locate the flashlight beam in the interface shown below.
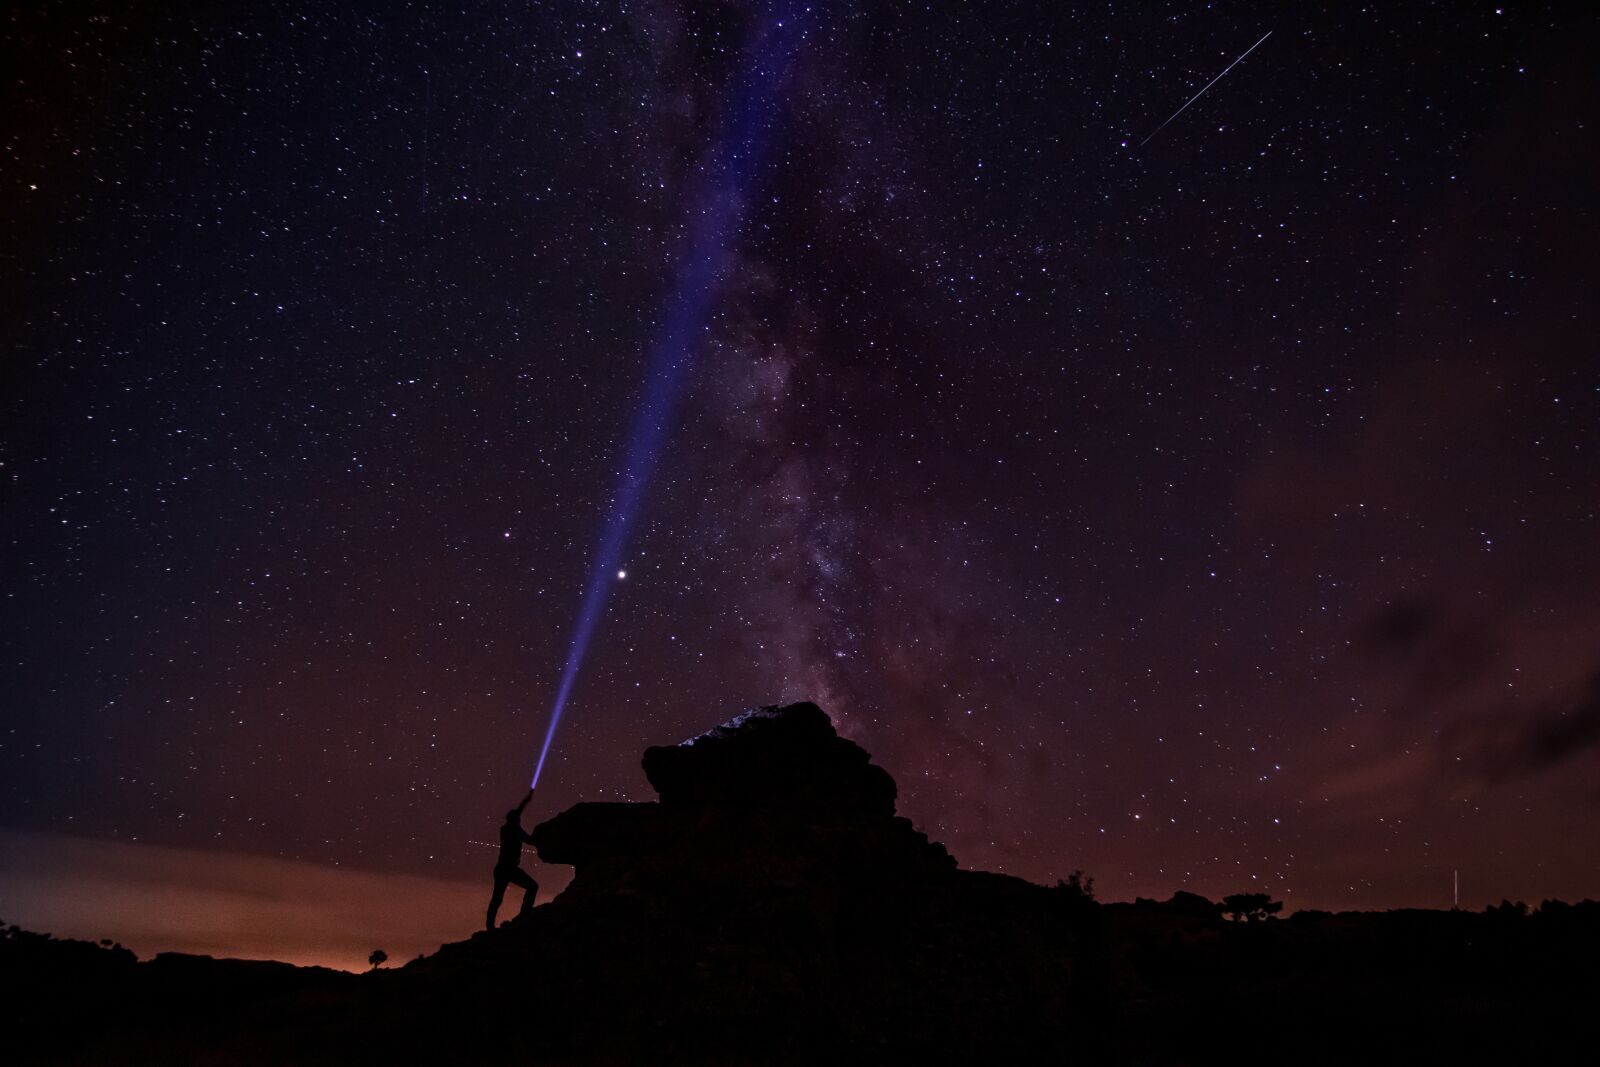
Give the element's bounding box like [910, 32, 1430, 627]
[528, 8, 809, 790]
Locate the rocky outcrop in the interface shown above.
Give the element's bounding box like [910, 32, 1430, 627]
[640, 702, 897, 814]
[409, 702, 1107, 1063]
[530, 702, 950, 890]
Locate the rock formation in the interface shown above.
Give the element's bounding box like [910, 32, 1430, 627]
[410, 701, 1106, 1063]
[530, 701, 951, 893]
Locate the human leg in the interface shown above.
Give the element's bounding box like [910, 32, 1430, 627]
[486, 875, 509, 930]
[507, 866, 539, 916]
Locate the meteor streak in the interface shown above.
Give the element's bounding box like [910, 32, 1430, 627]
[528, 7, 810, 790]
[1140, 30, 1272, 147]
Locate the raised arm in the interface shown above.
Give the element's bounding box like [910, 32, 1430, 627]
[517, 791, 538, 843]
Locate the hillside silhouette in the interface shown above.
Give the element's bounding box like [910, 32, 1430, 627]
[4, 702, 1596, 1064]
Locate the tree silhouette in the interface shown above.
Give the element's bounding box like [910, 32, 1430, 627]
[1220, 893, 1283, 922]
[1054, 869, 1096, 902]
[368, 949, 388, 970]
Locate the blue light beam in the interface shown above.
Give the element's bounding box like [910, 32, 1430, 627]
[529, 7, 809, 789]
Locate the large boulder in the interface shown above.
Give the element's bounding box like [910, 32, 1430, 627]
[640, 701, 897, 816]
[530, 703, 951, 887]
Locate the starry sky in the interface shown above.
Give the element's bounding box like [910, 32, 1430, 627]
[4, 1, 1598, 960]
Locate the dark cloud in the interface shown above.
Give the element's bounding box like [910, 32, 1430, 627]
[1354, 597, 1504, 708]
[1447, 670, 1600, 788]
[1358, 601, 1439, 655]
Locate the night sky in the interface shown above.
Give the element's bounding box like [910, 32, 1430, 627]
[4, 2, 1598, 962]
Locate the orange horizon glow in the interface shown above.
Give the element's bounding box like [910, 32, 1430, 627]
[0, 828, 530, 972]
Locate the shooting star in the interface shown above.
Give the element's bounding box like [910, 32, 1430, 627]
[1140, 30, 1272, 148]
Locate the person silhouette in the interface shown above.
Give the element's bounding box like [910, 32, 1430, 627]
[485, 790, 540, 930]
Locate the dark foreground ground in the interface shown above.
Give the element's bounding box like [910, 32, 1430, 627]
[5, 705, 1593, 1064]
[3, 898, 1595, 1066]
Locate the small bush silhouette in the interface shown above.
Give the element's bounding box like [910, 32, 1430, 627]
[368, 949, 388, 970]
[1220, 893, 1283, 922]
[1054, 869, 1096, 902]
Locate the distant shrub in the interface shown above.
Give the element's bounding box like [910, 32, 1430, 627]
[1220, 893, 1283, 923]
[368, 949, 389, 970]
[1487, 899, 1528, 918]
[1054, 870, 1096, 903]
[1288, 909, 1334, 924]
